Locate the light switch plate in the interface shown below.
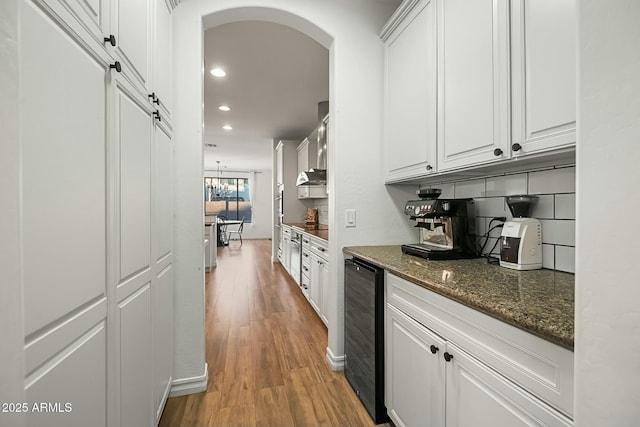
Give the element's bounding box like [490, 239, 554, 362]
[345, 209, 356, 227]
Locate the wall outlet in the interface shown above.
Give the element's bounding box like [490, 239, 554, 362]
[345, 209, 356, 227]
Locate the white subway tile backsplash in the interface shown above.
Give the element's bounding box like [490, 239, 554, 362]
[555, 246, 575, 273]
[474, 197, 507, 218]
[540, 219, 575, 246]
[455, 179, 485, 198]
[555, 193, 576, 219]
[528, 167, 576, 195]
[438, 183, 455, 199]
[530, 195, 554, 219]
[475, 218, 487, 239]
[425, 163, 576, 272]
[485, 173, 527, 197]
[542, 244, 555, 269]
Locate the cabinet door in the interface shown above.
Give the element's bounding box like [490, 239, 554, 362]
[309, 255, 322, 314]
[437, 0, 510, 171]
[21, 0, 108, 337]
[114, 0, 151, 91]
[319, 260, 329, 326]
[283, 236, 291, 273]
[153, 0, 172, 120]
[445, 343, 572, 427]
[385, 304, 445, 427]
[114, 77, 153, 282]
[276, 144, 284, 186]
[383, 0, 437, 182]
[40, 0, 111, 46]
[297, 141, 309, 175]
[152, 124, 173, 421]
[511, 0, 576, 156]
[119, 285, 153, 427]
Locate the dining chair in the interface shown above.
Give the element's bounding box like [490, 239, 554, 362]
[226, 217, 245, 246]
[217, 215, 228, 246]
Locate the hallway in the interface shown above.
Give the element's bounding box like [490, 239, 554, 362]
[159, 239, 380, 426]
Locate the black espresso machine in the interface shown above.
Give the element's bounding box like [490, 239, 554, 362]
[401, 189, 477, 260]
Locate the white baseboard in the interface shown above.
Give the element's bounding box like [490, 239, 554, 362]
[326, 347, 345, 371]
[169, 363, 208, 397]
[156, 376, 172, 421]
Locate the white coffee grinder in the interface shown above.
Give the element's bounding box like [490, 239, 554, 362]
[500, 195, 542, 270]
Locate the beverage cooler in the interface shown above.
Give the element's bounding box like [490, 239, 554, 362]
[344, 258, 388, 424]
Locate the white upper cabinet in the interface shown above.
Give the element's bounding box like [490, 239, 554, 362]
[153, 0, 173, 120]
[381, 0, 437, 183]
[39, 0, 112, 46]
[113, 0, 151, 91]
[437, 0, 510, 171]
[276, 142, 284, 187]
[510, 0, 577, 156]
[21, 1, 108, 336]
[381, 0, 577, 181]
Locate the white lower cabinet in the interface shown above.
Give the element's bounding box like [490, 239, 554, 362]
[386, 304, 445, 427]
[319, 259, 330, 326]
[119, 285, 152, 427]
[309, 253, 322, 314]
[309, 237, 329, 327]
[385, 273, 573, 427]
[445, 343, 571, 427]
[282, 225, 292, 274]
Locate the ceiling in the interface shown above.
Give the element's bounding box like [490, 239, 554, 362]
[203, 21, 329, 172]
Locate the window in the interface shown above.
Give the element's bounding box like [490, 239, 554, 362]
[204, 177, 252, 221]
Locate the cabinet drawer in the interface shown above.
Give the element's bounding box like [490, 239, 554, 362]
[385, 272, 574, 418]
[309, 237, 328, 261]
[300, 274, 310, 299]
[301, 256, 311, 276]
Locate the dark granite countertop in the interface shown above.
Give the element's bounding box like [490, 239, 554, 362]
[285, 222, 329, 242]
[343, 245, 574, 350]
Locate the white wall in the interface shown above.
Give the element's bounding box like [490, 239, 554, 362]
[0, 1, 26, 424]
[172, 0, 416, 382]
[576, 1, 640, 424]
[204, 169, 273, 239]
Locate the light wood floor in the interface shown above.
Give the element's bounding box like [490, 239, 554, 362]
[159, 239, 386, 427]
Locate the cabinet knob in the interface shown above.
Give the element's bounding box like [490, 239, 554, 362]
[512, 143, 522, 152]
[109, 61, 122, 73]
[103, 35, 116, 46]
[443, 352, 454, 362]
[426, 164, 433, 171]
[430, 345, 439, 354]
[493, 148, 503, 157]
[153, 110, 162, 122]
[148, 92, 160, 105]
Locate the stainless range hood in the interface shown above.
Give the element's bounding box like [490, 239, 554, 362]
[296, 168, 327, 186]
[296, 101, 329, 187]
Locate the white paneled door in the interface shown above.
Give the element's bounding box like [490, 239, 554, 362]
[20, 2, 108, 426]
[152, 122, 174, 422]
[114, 0, 151, 91]
[383, 0, 437, 182]
[437, 0, 510, 171]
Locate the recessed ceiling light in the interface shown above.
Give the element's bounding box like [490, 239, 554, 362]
[210, 67, 226, 77]
[218, 105, 231, 112]
[222, 125, 233, 130]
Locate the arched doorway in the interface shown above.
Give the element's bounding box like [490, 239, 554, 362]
[172, 1, 400, 392]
